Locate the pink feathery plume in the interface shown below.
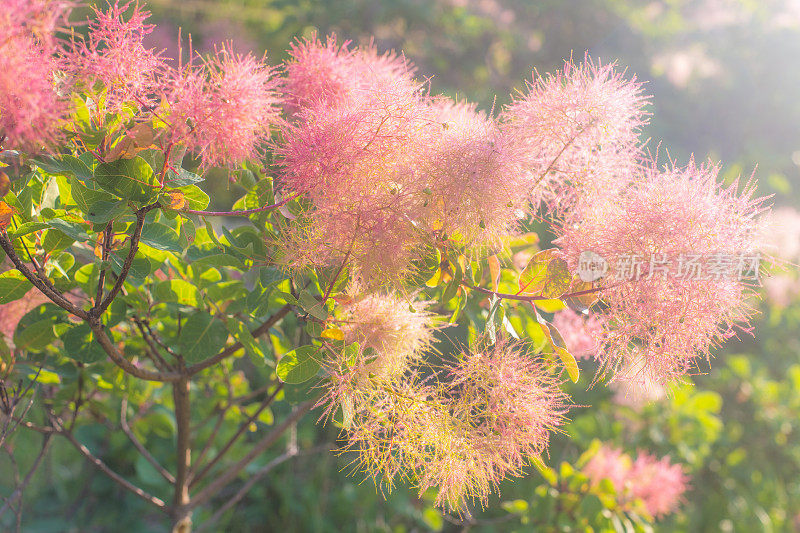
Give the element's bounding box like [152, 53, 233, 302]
[501, 56, 650, 213]
[276, 39, 430, 283]
[583, 445, 689, 519]
[342, 342, 569, 512]
[414, 98, 529, 246]
[65, 1, 165, 111]
[0, 0, 72, 151]
[282, 34, 418, 115]
[557, 158, 769, 383]
[552, 308, 604, 359]
[165, 45, 282, 168]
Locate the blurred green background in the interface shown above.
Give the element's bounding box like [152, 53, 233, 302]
[8, 0, 800, 531]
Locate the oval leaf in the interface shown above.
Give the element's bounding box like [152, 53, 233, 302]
[276, 346, 321, 384]
[178, 312, 229, 363]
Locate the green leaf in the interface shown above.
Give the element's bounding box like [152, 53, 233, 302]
[178, 312, 229, 363]
[298, 290, 327, 321]
[177, 185, 210, 210]
[63, 324, 106, 363]
[501, 499, 530, 515]
[110, 253, 151, 286]
[94, 156, 158, 202]
[154, 279, 200, 307]
[0, 270, 32, 304]
[85, 198, 128, 225]
[14, 319, 56, 351]
[531, 456, 558, 486]
[421, 508, 444, 532]
[70, 176, 115, 207]
[556, 347, 580, 383]
[8, 222, 50, 239]
[140, 223, 182, 252]
[276, 346, 321, 384]
[47, 218, 90, 241]
[165, 167, 204, 187]
[41, 229, 74, 253]
[225, 318, 267, 363]
[37, 155, 93, 182]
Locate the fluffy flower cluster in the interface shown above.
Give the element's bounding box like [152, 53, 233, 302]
[282, 35, 418, 113]
[341, 342, 569, 511]
[323, 290, 435, 413]
[501, 58, 650, 212]
[0, 0, 71, 150]
[583, 445, 688, 518]
[65, 1, 165, 111]
[6, 1, 282, 167]
[609, 356, 667, 408]
[552, 308, 604, 358]
[278, 37, 549, 283]
[164, 47, 282, 168]
[557, 159, 767, 382]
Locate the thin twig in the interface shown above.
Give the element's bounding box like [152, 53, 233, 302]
[94, 222, 113, 307]
[133, 318, 173, 372]
[0, 231, 89, 320]
[120, 397, 175, 484]
[0, 434, 52, 520]
[189, 383, 283, 488]
[88, 319, 182, 382]
[49, 412, 167, 510]
[187, 396, 319, 511]
[462, 282, 607, 302]
[95, 203, 161, 315]
[180, 192, 301, 217]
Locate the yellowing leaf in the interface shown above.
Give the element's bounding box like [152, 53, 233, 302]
[162, 190, 186, 210]
[556, 347, 580, 383]
[563, 276, 599, 313]
[488, 254, 500, 291]
[534, 299, 566, 312]
[0, 201, 16, 230]
[0, 172, 10, 197]
[426, 266, 442, 287]
[519, 249, 557, 294]
[107, 123, 156, 160]
[320, 327, 345, 341]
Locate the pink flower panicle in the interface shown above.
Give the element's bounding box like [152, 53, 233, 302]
[283, 34, 418, 114]
[321, 290, 435, 416]
[276, 38, 431, 282]
[340, 342, 569, 512]
[415, 99, 528, 246]
[552, 308, 604, 359]
[609, 356, 667, 408]
[0, 0, 72, 151]
[501, 57, 650, 212]
[557, 159, 768, 383]
[164, 45, 282, 168]
[278, 37, 537, 283]
[66, 1, 165, 111]
[583, 445, 688, 519]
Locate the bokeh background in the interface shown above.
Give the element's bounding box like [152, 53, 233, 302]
[9, 1, 800, 531]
